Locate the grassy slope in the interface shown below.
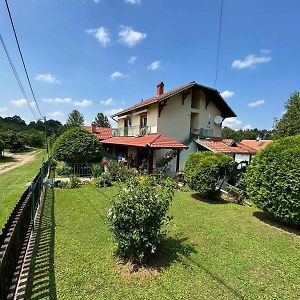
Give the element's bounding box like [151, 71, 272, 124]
[30, 184, 300, 300]
[0, 150, 46, 228]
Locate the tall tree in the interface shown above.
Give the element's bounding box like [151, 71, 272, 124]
[94, 113, 111, 128]
[66, 110, 84, 127]
[273, 92, 300, 139]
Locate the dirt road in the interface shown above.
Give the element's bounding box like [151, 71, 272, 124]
[0, 150, 40, 175]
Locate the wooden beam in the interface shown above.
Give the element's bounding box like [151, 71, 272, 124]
[158, 98, 168, 117]
[182, 90, 190, 105]
[148, 148, 154, 174]
[176, 149, 180, 172]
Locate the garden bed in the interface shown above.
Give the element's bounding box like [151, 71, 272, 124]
[28, 184, 300, 299]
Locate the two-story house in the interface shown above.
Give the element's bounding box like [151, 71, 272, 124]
[95, 81, 238, 173]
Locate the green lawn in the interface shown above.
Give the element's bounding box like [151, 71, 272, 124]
[28, 184, 300, 300]
[0, 150, 46, 228]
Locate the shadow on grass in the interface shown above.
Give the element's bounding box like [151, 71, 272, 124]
[191, 193, 229, 205]
[0, 156, 17, 164]
[118, 237, 197, 277]
[26, 185, 57, 300]
[253, 211, 300, 236]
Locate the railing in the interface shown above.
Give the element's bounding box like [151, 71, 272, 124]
[112, 125, 152, 137]
[191, 128, 214, 138]
[0, 159, 51, 299]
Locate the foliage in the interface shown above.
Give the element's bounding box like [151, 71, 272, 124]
[105, 160, 137, 182]
[94, 172, 113, 187]
[108, 177, 175, 261]
[0, 130, 26, 152]
[52, 127, 103, 163]
[94, 113, 111, 128]
[56, 163, 72, 176]
[222, 126, 273, 141]
[184, 152, 234, 198]
[69, 175, 80, 189]
[0, 139, 5, 153]
[66, 110, 85, 127]
[91, 163, 104, 178]
[246, 134, 300, 228]
[273, 91, 300, 139]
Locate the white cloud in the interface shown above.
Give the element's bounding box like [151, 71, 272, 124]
[101, 98, 114, 106]
[147, 60, 161, 71]
[248, 99, 265, 107]
[11, 98, 28, 108]
[43, 97, 73, 104]
[0, 106, 8, 113]
[231, 54, 271, 69]
[110, 71, 126, 80]
[118, 26, 147, 48]
[125, 0, 141, 5]
[242, 124, 252, 130]
[48, 111, 65, 118]
[222, 117, 242, 129]
[86, 26, 110, 47]
[73, 99, 93, 107]
[93, 0, 101, 3]
[104, 108, 124, 116]
[220, 90, 234, 98]
[128, 56, 137, 64]
[35, 73, 60, 84]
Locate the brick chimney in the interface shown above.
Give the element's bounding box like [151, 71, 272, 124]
[156, 82, 164, 96]
[91, 123, 96, 133]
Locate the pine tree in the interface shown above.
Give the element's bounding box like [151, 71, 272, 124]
[66, 110, 84, 127]
[94, 112, 111, 128]
[273, 92, 300, 139]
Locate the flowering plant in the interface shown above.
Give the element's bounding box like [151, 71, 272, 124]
[108, 176, 175, 262]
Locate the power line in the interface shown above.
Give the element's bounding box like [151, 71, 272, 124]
[4, 0, 43, 119]
[0, 33, 38, 121]
[214, 0, 224, 88]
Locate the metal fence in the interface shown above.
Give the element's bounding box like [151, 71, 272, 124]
[0, 159, 51, 299]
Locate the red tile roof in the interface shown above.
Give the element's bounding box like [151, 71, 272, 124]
[240, 140, 272, 151]
[112, 81, 236, 118]
[84, 126, 112, 140]
[196, 138, 257, 154]
[101, 134, 187, 149]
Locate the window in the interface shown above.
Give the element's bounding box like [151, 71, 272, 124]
[140, 115, 147, 128]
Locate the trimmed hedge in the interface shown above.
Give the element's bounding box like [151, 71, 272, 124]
[184, 152, 234, 197]
[246, 135, 300, 228]
[52, 127, 102, 163]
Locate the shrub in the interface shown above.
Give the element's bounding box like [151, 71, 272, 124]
[91, 163, 104, 178]
[106, 160, 137, 182]
[184, 152, 234, 198]
[94, 172, 113, 187]
[108, 176, 175, 262]
[69, 175, 80, 189]
[0, 139, 5, 154]
[52, 127, 102, 163]
[246, 135, 300, 228]
[56, 163, 72, 176]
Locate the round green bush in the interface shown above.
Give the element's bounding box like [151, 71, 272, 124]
[52, 127, 103, 163]
[184, 152, 234, 197]
[0, 139, 5, 152]
[246, 135, 300, 228]
[108, 177, 175, 262]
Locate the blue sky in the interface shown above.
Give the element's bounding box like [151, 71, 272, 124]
[0, 0, 299, 129]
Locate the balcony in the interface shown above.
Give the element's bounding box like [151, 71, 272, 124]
[112, 125, 153, 137]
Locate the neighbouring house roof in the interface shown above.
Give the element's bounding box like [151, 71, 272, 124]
[240, 139, 272, 151]
[195, 138, 257, 155]
[101, 133, 187, 149]
[112, 81, 236, 118]
[84, 126, 112, 140]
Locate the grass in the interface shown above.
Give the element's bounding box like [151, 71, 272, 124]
[28, 184, 300, 300]
[0, 150, 46, 228]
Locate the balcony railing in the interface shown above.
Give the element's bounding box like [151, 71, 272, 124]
[112, 125, 153, 137]
[191, 128, 214, 138]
